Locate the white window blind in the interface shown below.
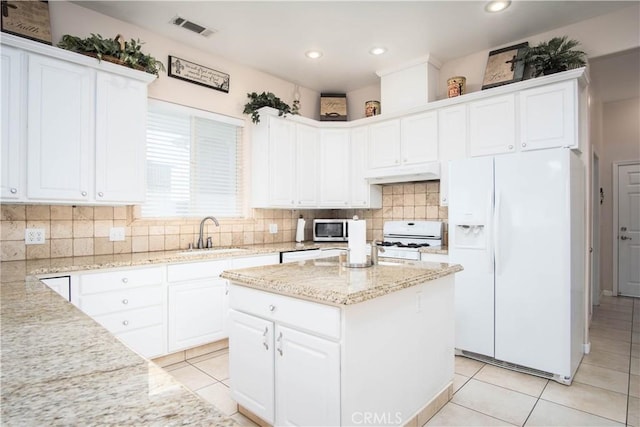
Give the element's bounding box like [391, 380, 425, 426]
[143, 102, 243, 218]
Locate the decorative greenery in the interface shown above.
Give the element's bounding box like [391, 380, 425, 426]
[243, 92, 298, 124]
[524, 36, 587, 77]
[57, 33, 165, 76]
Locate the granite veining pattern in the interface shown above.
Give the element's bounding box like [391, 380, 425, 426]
[0, 263, 237, 426]
[221, 258, 462, 305]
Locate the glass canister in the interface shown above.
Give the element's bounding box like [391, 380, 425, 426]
[447, 76, 466, 98]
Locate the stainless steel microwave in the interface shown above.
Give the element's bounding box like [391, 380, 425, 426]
[313, 219, 348, 242]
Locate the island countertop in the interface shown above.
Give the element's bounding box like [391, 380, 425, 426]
[221, 257, 462, 306]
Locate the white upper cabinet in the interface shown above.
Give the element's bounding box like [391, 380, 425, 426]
[27, 53, 94, 202]
[519, 80, 577, 151]
[400, 111, 438, 165]
[350, 127, 382, 208]
[295, 123, 319, 207]
[438, 105, 467, 205]
[468, 94, 516, 157]
[1, 34, 155, 205]
[95, 71, 148, 203]
[1, 46, 25, 201]
[268, 117, 297, 207]
[368, 120, 401, 169]
[319, 129, 351, 207]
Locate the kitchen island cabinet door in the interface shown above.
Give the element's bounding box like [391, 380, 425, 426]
[167, 278, 228, 353]
[229, 309, 275, 424]
[26, 54, 94, 202]
[1, 46, 25, 201]
[94, 71, 148, 203]
[275, 324, 340, 427]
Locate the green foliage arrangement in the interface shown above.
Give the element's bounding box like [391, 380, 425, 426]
[524, 36, 587, 77]
[57, 33, 165, 76]
[243, 92, 299, 124]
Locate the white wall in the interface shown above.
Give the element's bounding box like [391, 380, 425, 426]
[437, 3, 640, 100]
[347, 83, 381, 120]
[599, 98, 640, 294]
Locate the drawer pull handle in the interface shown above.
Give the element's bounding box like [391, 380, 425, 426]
[262, 326, 269, 350]
[122, 320, 129, 326]
[268, 304, 276, 312]
[277, 332, 283, 356]
[122, 278, 128, 283]
[122, 299, 129, 305]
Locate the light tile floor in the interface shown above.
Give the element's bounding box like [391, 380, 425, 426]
[163, 295, 639, 427]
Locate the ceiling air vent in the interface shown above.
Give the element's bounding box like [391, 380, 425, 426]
[171, 16, 216, 37]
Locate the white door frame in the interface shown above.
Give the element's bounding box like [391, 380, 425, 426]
[612, 159, 640, 296]
[592, 152, 600, 306]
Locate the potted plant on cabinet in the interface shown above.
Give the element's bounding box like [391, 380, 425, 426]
[243, 91, 299, 124]
[57, 33, 165, 76]
[524, 36, 587, 77]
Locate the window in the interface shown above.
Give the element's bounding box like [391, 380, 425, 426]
[143, 100, 244, 218]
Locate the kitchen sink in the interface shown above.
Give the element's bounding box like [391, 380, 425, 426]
[177, 248, 249, 256]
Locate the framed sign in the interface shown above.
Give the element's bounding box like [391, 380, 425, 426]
[168, 55, 230, 93]
[1, 0, 52, 45]
[481, 42, 528, 90]
[320, 93, 347, 121]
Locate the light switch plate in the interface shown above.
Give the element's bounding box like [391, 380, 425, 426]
[269, 224, 278, 234]
[109, 227, 126, 241]
[25, 228, 45, 245]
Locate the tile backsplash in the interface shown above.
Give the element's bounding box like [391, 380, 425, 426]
[0, 181, 446, 261]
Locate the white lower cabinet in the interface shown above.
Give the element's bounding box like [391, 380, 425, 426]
[168, 278, 228, 353]
[40, 276, 71, 301]
[229, 309, 340, 426]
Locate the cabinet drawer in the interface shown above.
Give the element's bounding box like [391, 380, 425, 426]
[167, 259, 231, 282]
[229, 284, 340, 339]
[79, 285, 163, 316]
[93, 305, 163, 334]
[79, 267, 163, 295]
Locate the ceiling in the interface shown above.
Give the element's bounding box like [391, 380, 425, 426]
[74, 1, 633, 93]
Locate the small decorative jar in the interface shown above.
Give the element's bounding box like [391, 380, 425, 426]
[447, 76, 466, 98]
[365, 100, 381, 117]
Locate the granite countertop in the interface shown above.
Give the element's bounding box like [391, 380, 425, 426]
[419, 245, 449, 255]
[0, 262, 237, 426]
[221, 257, 462, 306]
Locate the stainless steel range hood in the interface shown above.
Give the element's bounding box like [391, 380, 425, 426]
[365, 162, 440, 184]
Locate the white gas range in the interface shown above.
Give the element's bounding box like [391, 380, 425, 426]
[377, 220, 444, 260]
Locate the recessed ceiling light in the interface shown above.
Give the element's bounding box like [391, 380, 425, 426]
[305, 50, 323, 59]
[485, 1, 511, 13]
[369, 47, 387, 56]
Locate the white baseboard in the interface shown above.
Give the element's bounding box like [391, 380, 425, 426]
[583, 342, 591, 354]
[602, 290, 613, 297]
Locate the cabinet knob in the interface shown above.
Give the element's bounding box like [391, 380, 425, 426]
[122, 320, 129, 326]
[268, 304, 276, 312]
[10, 188, 17, 194]
[521, 143, 527, 148]
[122, 299, 129, 305]
[442, 197, 447, 203]
[98, 192, 104, 197]
[122, 278, 128, 283]
[81, 191, 87, 197]
[508, 145, 514, 150]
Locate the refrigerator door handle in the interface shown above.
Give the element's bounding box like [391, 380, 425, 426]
[494, 191, 501, 274]
[487, 190, 494, 271]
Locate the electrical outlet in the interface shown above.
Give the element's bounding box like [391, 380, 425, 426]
[109, 227, 126, 242]
[25, 228, 45, 245]
[269, 223, 278, 234]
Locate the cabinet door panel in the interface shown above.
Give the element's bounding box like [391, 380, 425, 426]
[319, 129, 350, 207]
[95, 71, 147, 203]
[350, 127, 371, 207]
[117, 323, 165, 359]
[168, 279, 227, 352]
[468, 95, 515, 157]
[1, 46, 25, 200]
[401, 111, 438, 165]
[438, 105, 468, 205]
[275, 325, 340, 426]
[27, 54, 94, 201]
[520, 81, 575, 151]
[78, 285, 163, 316]
[229, 310, 275, 424]
[269, 117, 296, 207]
[295, 124, 319, 207]
[368, 120, 400, 169]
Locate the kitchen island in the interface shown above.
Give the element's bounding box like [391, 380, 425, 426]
[221, 257, 463, 426]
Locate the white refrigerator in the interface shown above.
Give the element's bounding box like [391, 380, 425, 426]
[449, 147, 585, 384]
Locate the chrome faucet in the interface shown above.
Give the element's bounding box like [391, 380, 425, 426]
[197, 216, 220, 249]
